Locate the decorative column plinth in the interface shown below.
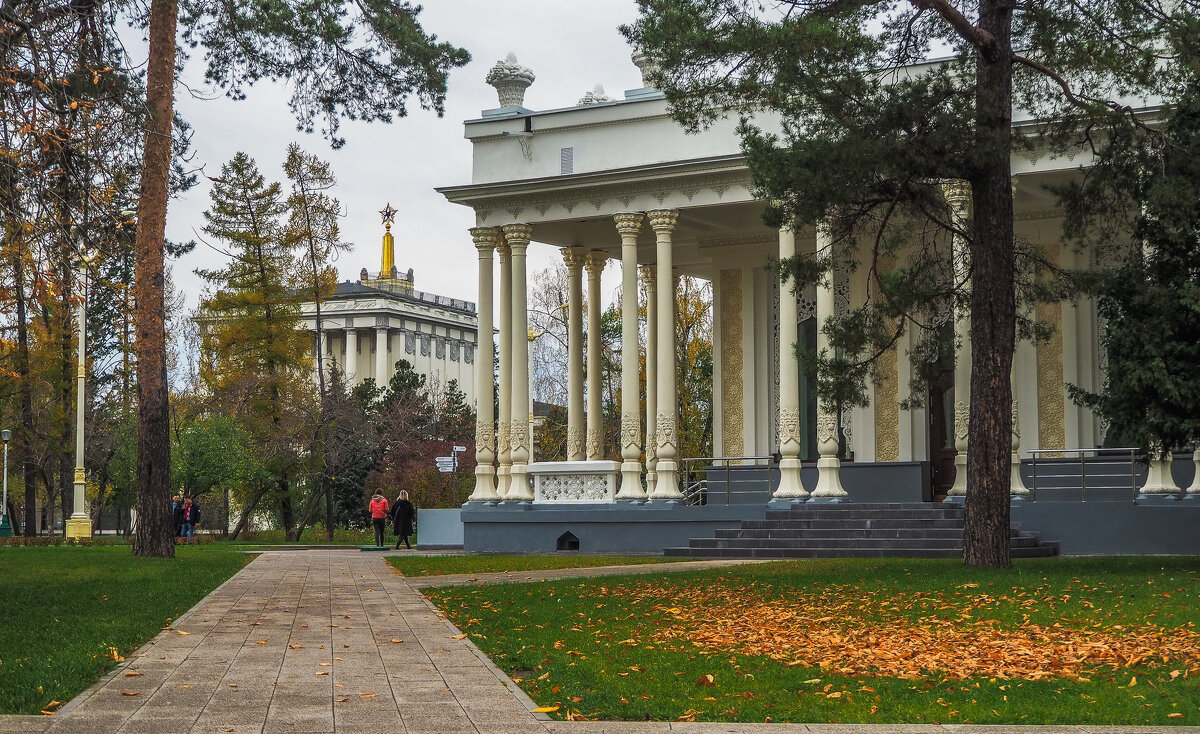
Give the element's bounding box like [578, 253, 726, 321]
[946, 401, 969, 501]
[65, 516, 92, 540]
[810, 407, 848, 502]
[1009, 402, 1028, 499]
[1137, 452, 1180, 502]
[1185, 450, 1200, 500]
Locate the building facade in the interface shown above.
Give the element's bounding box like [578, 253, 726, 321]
[300, 211, 480, 405]
[437, 53, 1196, 511]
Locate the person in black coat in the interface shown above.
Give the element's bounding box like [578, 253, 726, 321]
[171, 495, 183, 537]
[391, 491, 416, 550]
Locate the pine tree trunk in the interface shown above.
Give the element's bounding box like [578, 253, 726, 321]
[963, 0, 1015, 568]
[132, 0, 178, 559]
[13, 248, 38, 536]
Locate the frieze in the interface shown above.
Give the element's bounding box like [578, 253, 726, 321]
[420, 335, 431, 357]
[656, 413, 677, 451]
[464, 344, 474, 364]
[620, 414, 641, 451]
[449, 340, 459, 362]
[567, 426, 584, 459]
[585, 428, 602, 459]
[435, 338, 446, 360]
[816, 409, 839, 450]
[405, 332, 416, 355]
[778, 407, 801, 449]
[476, 424, 495, 453]
[509, 418, 529, 454]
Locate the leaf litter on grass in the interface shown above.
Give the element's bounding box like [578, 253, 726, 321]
[582, 579, 1200, 682]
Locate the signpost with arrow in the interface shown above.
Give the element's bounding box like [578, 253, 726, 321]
[436, 446, 469, 504]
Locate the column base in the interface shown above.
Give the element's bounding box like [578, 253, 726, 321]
[496, 465, 511, 499]
[768, 497, 807, 509]
[772, 457, 809, 500]
[468, 465, 498, 502]
[648, 460, 682, 500]
[645, 469, 657, 496]
[1009, 453, 1029, 497]
[1140, 456, 1179, 496]
[943, 495, 966, 505]
[810, 456, 848, 501]
[947, 452, 968, 497]
[65, 516, 92, 540]
[505, 464, 534, 502]
[1136, 493, 1181, 504]
[0, 515, 12, 538]
[615, 461, 647, 500]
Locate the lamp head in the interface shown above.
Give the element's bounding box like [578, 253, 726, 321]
[1, 430, 10, 443]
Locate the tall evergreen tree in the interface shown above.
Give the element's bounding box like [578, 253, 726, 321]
[624, 0, 1190, 566]
[196, 152, 311, 537]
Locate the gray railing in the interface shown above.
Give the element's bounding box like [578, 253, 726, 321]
[1028, 448, 1139, 501]
[680, 456, 774, 506]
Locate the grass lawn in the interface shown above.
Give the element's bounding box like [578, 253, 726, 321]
[425, 557, 1200, 725]
[389, 554, 676, 577]
[0, 546, 250, 716]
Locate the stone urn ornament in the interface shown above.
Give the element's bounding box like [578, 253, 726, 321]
[486, 53, 535, 107]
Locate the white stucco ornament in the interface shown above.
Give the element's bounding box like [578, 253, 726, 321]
[578, 84, 611, 105]
[631, 47, 660, 88]
[486, 52, 535, 107]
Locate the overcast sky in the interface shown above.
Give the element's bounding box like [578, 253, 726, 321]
[168, 0, 642, 313]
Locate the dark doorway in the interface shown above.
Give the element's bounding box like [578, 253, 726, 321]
[556, 531, 580, 551]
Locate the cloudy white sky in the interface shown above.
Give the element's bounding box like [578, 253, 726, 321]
[168, 0, 643, 312]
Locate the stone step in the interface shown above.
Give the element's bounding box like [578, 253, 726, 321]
[691, 537, 966, 550]
[767, 508, 964, 520]
[742, 518, 965, 530]
[663, 546, 965, 559]
[715, 527, 966, 540]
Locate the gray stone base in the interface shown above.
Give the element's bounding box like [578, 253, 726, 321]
[462, 502, 767, 553]
[1012, 500, 1200, 555]
[1134, 493, 1182, 504]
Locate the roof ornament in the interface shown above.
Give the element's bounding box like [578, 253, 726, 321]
[379, 202, 397, 230]
[486, 52, 535, 108]
[577, 84, 611, 105]
[631, 47, 661, 89]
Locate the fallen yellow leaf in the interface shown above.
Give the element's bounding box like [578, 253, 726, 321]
[119, 691, 139, 696]
[125, 671, 143, 677]
[175, 630, 190, 635]
[452, 633, 468, 639]
[532, 705, 560, 713]
[359, 692, 377, 698]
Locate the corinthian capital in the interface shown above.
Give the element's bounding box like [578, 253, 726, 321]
[470, 226, 501, 252]
[502, 223, 533, 250]
[613, 212, 644, 238]
[647, 209, 678, 233]
[584, 250, 607, 276]
[561, 246, 586, 272]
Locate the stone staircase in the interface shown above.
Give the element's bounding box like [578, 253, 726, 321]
[663, 503, 1059, 558]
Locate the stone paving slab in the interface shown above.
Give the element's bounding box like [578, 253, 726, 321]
[3, 550, 1199, 734]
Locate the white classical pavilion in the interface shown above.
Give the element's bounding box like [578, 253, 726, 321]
[299, 209, 480, 404]
[438, 52, 1197, 507]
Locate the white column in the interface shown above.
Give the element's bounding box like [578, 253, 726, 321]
[66, 259, 91, 539]
[563, 247, 586, 461]
[615, 213, 646, 499]
[811, 225, 848, 501]
[496, 241, 513, 497]
[504, 223, 534, 501]
[945, 181, 971, 499]
[648, 210, 682, 499]
[313, 331, 325, 387]
[469, 227, 499, 501]
[585, 250, 606, 460]
[642, 265, 658, 495]
[344, 321, 359, 387]
[773, 226, 808, 500]
[374, 321, 389, 387]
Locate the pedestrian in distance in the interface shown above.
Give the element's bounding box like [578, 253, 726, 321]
[171, 494, 183, 537]
[391, 491, 416, 550]
[368, 492, 390, 547]
[180, 497, 201, 543]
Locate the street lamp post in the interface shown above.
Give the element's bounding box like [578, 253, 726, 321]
[65, 251, 97, 540]
[0, 429, 11, 538]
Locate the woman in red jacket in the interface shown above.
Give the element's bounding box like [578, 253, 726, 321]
[368, 492, 390, 547]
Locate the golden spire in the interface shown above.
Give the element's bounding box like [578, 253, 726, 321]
[379, 203, 397, 277]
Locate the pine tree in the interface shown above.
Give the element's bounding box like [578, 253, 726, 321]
[196, 151, 311, 537]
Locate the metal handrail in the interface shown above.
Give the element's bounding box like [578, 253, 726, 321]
[680, 456, 774, 506]
[1028, 447, 1139, 502]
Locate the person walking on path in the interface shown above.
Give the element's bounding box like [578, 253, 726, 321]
[391, 491, 416, 550]
[180, 498, 200, 543]
[368, 492, 390, 547]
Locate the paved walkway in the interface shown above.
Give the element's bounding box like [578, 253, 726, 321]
[2, 551, 1196, 734]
